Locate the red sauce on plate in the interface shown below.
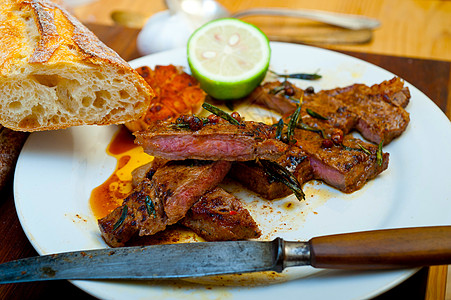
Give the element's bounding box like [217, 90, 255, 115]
[108, 125, 137, 155]
[89, 126, 153, 219]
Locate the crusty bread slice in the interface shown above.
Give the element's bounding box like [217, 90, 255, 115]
[0, 0, 154, 132]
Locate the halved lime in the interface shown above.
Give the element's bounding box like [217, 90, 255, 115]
[187, 18, 271, 100]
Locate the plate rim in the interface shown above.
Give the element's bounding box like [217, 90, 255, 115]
[13, 41, 451, 300]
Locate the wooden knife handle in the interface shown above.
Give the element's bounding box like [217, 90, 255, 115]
[309, 226, 451, 269]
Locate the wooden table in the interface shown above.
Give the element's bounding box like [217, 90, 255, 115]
[0, 23, 449, 299]
[72, 0, 451, 62]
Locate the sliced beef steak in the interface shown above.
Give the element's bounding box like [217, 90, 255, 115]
[131, 157, 168, 188]
[154, 160, 232, 222]
[100, 77, 406, 246]
[98, 179, 163, 248]
[132, 122, 388, 203]
[247, 77, 410, 145]
[134, 118, 288, 161]
[293, 130, 389, 193]
[246, 80, 300, 116]
[230, 128, 388, 197]
[229, 147, 313, 200]
[324, 77, 410, 108]
[181, 187, 261, 241]
[320, 80, 410, 145]
[229, 161, 293, 200]
[99, 160, 231, 247]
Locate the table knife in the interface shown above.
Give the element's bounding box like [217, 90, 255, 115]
[1, 226, 451, 284]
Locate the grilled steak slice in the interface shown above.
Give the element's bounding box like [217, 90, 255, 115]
[134, 118, 288, 161]
[99, 160, 231, 247]
[231, 127, 388, 196]
[369, 77, 410, 108]
[131, 157, 168, 188]
[131, 159, 261, 241]
[229, 161, 293, 200]
[154, 160, 232, 222]
[320, 80, 410, 145]
[278, 147, 315, 186]
[98, 179, 162, 248]
[307, 78, 410, 145]
[325, 77, 410, 108]
[293, 130, 389, 193]
[181, 187, 261, 241]
[246, 81, 300, 116]
[247, 77, 410, 145]
[229, 147, 313, 200]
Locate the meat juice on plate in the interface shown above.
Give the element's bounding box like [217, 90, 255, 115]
[90, 126, 152, 220]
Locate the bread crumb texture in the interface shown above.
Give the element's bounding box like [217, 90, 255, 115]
[0, 0, 153, 131]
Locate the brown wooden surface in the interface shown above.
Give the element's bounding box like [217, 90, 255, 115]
[72, 0, 451, 62]
[0, 23, 449, 300]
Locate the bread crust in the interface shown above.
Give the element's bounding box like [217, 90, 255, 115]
[0, 0, 154, 131]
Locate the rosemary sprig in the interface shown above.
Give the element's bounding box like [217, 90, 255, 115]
[341, 144, 357, 152]
[341, 143, 375, 156]
[269, 85, 285, 95]
[341, 144, 369, 154]
[287, 104, 302, 142]
[297, 123, 326, 139]
[306, 108, 328, 120]
[169, 123, 189, 129]
[275, 118, 284, 141]
[145, 195, 157, 219]
[270, 70, 322, 80]
[284, 73, 322, 80]
[357, 143, 372, 155]
[113, 205, 128, 231]
[260, 159, 305, 201]
[169, 118, 208, 129]
[202, 102, 240, 125]
[288, 96, 301, 103]
[225, 101, 235, 111]
[377, 140, 384, 166]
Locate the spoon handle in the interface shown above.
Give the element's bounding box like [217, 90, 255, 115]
[231, 8, 380, 30]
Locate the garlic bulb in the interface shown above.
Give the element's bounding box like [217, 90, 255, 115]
[137, 10, 196, 55]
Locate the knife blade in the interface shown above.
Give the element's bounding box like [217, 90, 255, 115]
[1, 226, 451, 284]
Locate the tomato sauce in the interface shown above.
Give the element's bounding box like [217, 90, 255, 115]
[89, 126, 153, 219]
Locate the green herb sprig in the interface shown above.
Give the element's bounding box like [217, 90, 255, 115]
[377, 140, 384, 166]
[113, 205, 128, 231]
[170, 118, 208, 129]
[202, 102, 240, 125]
[145, 195, 157, 219]
[288, 96, 301, 103]
[297, 123, 326, 139]
[357, 143, 372, 155]
[275, 118, 284, 141]
[341, 143, 371, 155]
[269, 85, 285, 95]
[287, 104, 302, 143]
[260, 159, 305, 201]
[306, 108, 328, 120]
[270, 70, 322, 81]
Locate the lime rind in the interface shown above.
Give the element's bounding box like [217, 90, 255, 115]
[187, 18, 271, 100]
[190, 64, 269, 100]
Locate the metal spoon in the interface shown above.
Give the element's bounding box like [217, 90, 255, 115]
[164, 0, 381, 30]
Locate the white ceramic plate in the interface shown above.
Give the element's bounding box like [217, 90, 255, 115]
[14, 42, 451, 300]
